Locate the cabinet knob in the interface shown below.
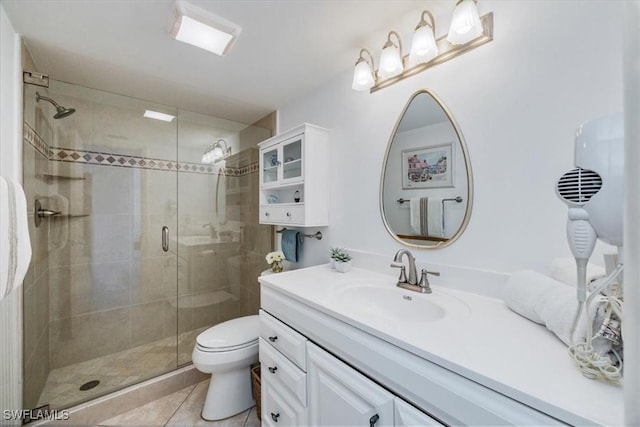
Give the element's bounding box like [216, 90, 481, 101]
[369, 414, 380, 427]
[268, 336, 278, 342]
[265, 212, 270, 217]
[286, 212, 291, 217]
[271, 412, 280, 422]
[268, 366, 278, 374]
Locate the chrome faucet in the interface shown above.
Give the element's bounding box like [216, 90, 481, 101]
[391, 249, 418, 285]
[202, 223, 217, 238]
[391, 249, 440, 294]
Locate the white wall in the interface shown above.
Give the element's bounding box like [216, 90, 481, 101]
[0, 2, 23, 418]
[278, 1, 623, 274]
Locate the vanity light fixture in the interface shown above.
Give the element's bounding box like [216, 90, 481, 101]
[170, 1, 241, 56]
[447, 0, 483, 45]
[143, 110, 175, 122]
[352, 49, 376, 91]
[378, 31, 404, 79]
[409, 11, 438, 66]
[202, 139, 231, 164]
[351, 4, 493, 93]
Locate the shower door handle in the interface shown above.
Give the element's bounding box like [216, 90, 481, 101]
[162, 226, 169, 252]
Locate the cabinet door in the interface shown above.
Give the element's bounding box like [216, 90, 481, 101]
[262, 376, 307, 427]
[281, 136, 303, 184]
[261, 146, 279, 186]
[307, 343, 393, 427]
[394, 397, 443, 427]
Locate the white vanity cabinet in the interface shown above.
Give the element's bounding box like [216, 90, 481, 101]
[258, 123, 329, 226]
[260, 309, 443, 427]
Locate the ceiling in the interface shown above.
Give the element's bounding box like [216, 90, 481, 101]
[3, 0, 453, 125]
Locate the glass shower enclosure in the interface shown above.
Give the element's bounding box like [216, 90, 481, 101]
[22, 78, 272, 410]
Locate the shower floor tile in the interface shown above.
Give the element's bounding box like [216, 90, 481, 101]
[38, 327, 207, 410]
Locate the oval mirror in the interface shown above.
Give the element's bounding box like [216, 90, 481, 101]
[380, 89, 473, 249]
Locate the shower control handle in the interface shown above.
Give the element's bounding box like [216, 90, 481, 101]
[162, 226, 169, 252]
[268, 336, 278, 342]
[268, 366, 278, 374]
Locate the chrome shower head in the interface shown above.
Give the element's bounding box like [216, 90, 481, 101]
[36, 92, 76, 119]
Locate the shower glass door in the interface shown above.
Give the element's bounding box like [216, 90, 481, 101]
[22, 79, 179, 409]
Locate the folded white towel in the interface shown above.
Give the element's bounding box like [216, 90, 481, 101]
[0, 176, 32, 301]
[427, 197, 444, 238]
[548, 257, 606, 288]
[409, 198, 421, 235]
[503, 271, 614, 357]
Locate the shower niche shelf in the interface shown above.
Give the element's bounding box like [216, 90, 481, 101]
[42, 172, 85, 180]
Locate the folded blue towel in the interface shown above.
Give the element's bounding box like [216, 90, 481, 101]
[281, 230, 303, 262]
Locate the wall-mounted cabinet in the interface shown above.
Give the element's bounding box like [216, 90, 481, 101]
[258, 124, 329, 226]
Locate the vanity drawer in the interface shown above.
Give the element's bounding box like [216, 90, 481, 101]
[262, 376, 307, 427]
[259, 338, 307, 405]
[260, 310, 307, 371]
[260, 205, 304, 225]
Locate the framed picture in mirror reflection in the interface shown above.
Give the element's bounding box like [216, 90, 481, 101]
[401, 143, 454, 189]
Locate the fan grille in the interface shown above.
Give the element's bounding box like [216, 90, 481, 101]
[556, 168, 602, 204]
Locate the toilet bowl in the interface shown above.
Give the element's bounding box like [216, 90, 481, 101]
[192, 315, 260, 421]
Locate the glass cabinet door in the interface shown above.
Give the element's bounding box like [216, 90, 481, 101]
[282, 138, 302, 182]
[262, 147, 279, 185]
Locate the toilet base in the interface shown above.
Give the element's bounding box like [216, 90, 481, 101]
[202, 369, 255, 421]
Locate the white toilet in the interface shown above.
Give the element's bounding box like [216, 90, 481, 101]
[192, 315, 260, 421]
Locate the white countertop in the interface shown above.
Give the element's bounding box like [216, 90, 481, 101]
[259, 265, 623, 426]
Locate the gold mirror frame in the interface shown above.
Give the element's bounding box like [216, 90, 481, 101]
[379, 89, 474, 249]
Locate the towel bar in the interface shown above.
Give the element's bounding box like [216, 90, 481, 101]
[276, 228, 323, 240]
[396, 196, 463, 237]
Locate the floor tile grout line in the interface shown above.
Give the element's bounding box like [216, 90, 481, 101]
[163, 382, 199, 427]
[242, 407, 251, 427]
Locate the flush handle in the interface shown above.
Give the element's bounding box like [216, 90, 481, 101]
[268, 336, 278, 342]
[369, 414, 380, 427]
[271, 412, 280, 422]
[162, 226, 169, 252]
[268, 366, 278, 374]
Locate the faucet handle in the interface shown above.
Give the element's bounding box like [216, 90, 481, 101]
[390, 263, 407, 283]
[418, 269, 440, 293]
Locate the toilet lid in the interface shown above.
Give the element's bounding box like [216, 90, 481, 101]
[196, 315, 259, 350]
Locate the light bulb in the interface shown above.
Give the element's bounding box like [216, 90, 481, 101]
[379, 44, 403, 79]
[409, 25, 438, 66]
[447, 0, 482, 45]
[352, 59, 375, 91]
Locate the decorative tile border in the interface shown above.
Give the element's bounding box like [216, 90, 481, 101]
[24, 122, 51, 159]
[24, 122, 257, 176]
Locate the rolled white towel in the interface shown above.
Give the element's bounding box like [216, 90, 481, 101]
[0, 176, 32, 301]
[503, 270, 590, 345]
[548, 257, 606, 288]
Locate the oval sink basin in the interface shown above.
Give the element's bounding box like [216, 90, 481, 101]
[332, 285, 450, 324]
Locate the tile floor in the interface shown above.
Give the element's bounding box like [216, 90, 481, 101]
[98, 380, 260, 427]
[39, 327, 207, 409]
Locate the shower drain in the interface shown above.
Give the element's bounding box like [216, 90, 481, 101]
[79, 380, 100, 391]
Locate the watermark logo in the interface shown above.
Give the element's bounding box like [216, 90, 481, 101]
[3, 408, 70, 423]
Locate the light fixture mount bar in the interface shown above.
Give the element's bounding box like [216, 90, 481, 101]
[370, 12, 493, 94]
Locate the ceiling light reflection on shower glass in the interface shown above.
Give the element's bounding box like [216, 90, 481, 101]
[143, 110, 176, 122]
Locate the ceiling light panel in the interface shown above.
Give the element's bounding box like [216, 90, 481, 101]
[170, 1, 241, 56]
